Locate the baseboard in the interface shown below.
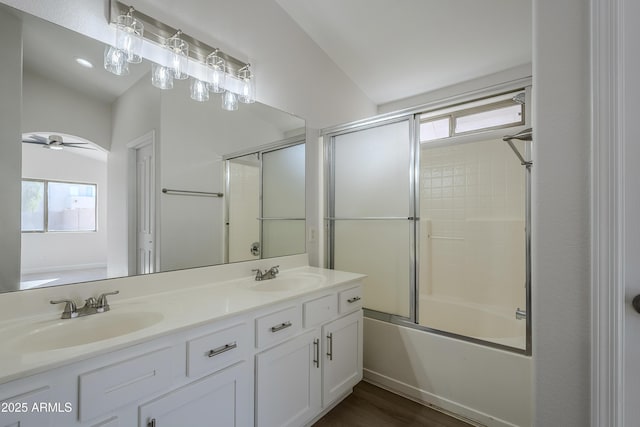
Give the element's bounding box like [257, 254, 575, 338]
[364, 369, 521, 427]
[21, 263, 107, 275]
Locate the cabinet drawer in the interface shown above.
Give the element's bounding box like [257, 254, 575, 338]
[303, 294, 337, 328]
[78, 347, 173, 422]
[255, 306, 300, 349]
[187, 323, 249, 379]
[338, 286, 363, 314]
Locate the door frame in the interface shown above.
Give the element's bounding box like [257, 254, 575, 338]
[127, 130, 159, 275]
[591, 0, 625, 424]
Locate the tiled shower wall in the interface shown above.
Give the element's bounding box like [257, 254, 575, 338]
[419, 138, 526, 312]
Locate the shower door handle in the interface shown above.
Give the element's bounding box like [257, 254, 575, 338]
[632, 295, 640, 313]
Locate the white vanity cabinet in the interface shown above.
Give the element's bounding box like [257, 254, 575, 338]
[139, 361, 251, 427]
[254, 283, 363, 427]
[0, 268, 364, 427]
[255, 330, 321, 427]
[321, 310, 363, 406]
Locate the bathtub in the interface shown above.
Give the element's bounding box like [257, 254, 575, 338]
[418, 295, 526, 349]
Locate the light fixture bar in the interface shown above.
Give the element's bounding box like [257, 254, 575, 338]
[109, 0, 248, 74]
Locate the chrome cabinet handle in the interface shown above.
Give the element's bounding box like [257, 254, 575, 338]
[148, 418, 156, 427]
[313, 339, 320, 368]
[633, 295, 640, 313]
[327, 333, 333, 360]
[347, 296, 361, 303]
[207, 342, 237, 358]
[271, 321, 292, 333]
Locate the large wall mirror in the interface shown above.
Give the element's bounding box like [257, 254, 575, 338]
[0, 4, 306, 293]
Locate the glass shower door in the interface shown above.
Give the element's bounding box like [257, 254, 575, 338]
[417, 134, 527, 349]
[329, 120, 414, 318]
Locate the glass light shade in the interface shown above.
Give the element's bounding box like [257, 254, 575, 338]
[151, 63, 174, 89]
[222, 90, 238, 111]
[115, 14, 144, 64]
[166, 36, 189, 80]
[238, 68, 255, 104]
[104, 45, 129, 76]
[206, 53, 226, 93]
[190, 78, 210, 102]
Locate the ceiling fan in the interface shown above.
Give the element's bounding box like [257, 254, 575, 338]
[21, 134, 96, 150]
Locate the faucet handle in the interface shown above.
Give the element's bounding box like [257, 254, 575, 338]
[270, 265, 280, 275]
[50, 299, 78, 319]
[97, 290, 119, 312]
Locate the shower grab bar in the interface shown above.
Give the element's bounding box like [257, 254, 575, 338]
[325, 217, 417, 221]
[502, 128, 533, 167]
[162, 188, 223, 197]
[428, 235, 464, 241]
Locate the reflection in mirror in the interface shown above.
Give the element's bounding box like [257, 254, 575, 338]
[225, 142, 305, 263]
[0, 5, 306, 293]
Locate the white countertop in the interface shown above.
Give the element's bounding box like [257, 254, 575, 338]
[0, 265, 365, 386]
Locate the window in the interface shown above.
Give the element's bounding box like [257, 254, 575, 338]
[420, 94, 524, 142]
[21, 180, 97, 232]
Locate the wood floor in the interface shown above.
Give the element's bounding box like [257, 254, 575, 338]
[313, 381, 474, 427]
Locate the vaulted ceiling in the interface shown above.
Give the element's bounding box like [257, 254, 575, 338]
[276, 0, 532, 105]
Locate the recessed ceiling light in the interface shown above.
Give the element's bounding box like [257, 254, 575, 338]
[75, 57, 94, 69]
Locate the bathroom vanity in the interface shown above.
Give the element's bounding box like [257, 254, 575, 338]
[0, 255, 364, 427]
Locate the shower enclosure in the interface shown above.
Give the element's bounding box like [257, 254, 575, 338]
[325, 88, 532, 353]
[224, 139, 305, 263]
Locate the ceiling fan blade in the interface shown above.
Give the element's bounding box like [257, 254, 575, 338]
[63, 142, 90, 145]
[27, 134, 49, 143]
[22, 139, 46, 145]
[64, 145, 96, 150]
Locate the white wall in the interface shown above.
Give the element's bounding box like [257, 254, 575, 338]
[108, 74, 160, 277]
[22, 69, 112, 150]
[0, 7, 22, 292]
[532, 0, 590, 425]
[21, 144, 108, 273]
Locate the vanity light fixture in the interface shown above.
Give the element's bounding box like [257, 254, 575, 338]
[190, 77, 210, 102]
[166, 31, 189, 80]
[238, 64, 255, 104]
[207, 50, 226, 94]
[104, 45, 129, 76]
[222, 90, 239, 111]
[115, 6, 143, 64]
[151, 63, 174, 90]
[107, 1, 257, 110]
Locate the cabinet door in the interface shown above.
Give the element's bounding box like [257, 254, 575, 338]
[139, 362, 251, 427]
[322, 310, 363, 406]
[255, 330, 321, 427]
[0, 384, 52, 427]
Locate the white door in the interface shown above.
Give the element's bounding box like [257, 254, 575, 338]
[623, 0, 640, 420]
[255, 330, 321, 427]
[136, 143, 155, 274]
[322, 311, 363, 406]
[139, 362, 251, 427]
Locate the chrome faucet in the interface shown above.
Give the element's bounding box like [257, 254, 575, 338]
[252, 265, 280, 281]
[50, 291, 119, 319]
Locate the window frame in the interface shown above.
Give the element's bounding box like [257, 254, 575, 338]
[419, 97, 525, 143]
[21, 178, 98, 233]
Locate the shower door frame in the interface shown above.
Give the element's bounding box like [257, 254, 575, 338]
[223, 135, 306, 263]
[323, 80, 532, 355]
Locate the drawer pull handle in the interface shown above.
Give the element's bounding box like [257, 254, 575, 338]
[207, 342, 237, 358]
[347, 296, 361, 303]
[313, 339, 320, 368]
[327, 332, 333, 361]
[148, 418, 156, 427]
[271, 321, 292, 333]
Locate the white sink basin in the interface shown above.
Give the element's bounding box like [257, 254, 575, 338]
[15, 311, 164, 352]
[249, 273, 325, 292]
